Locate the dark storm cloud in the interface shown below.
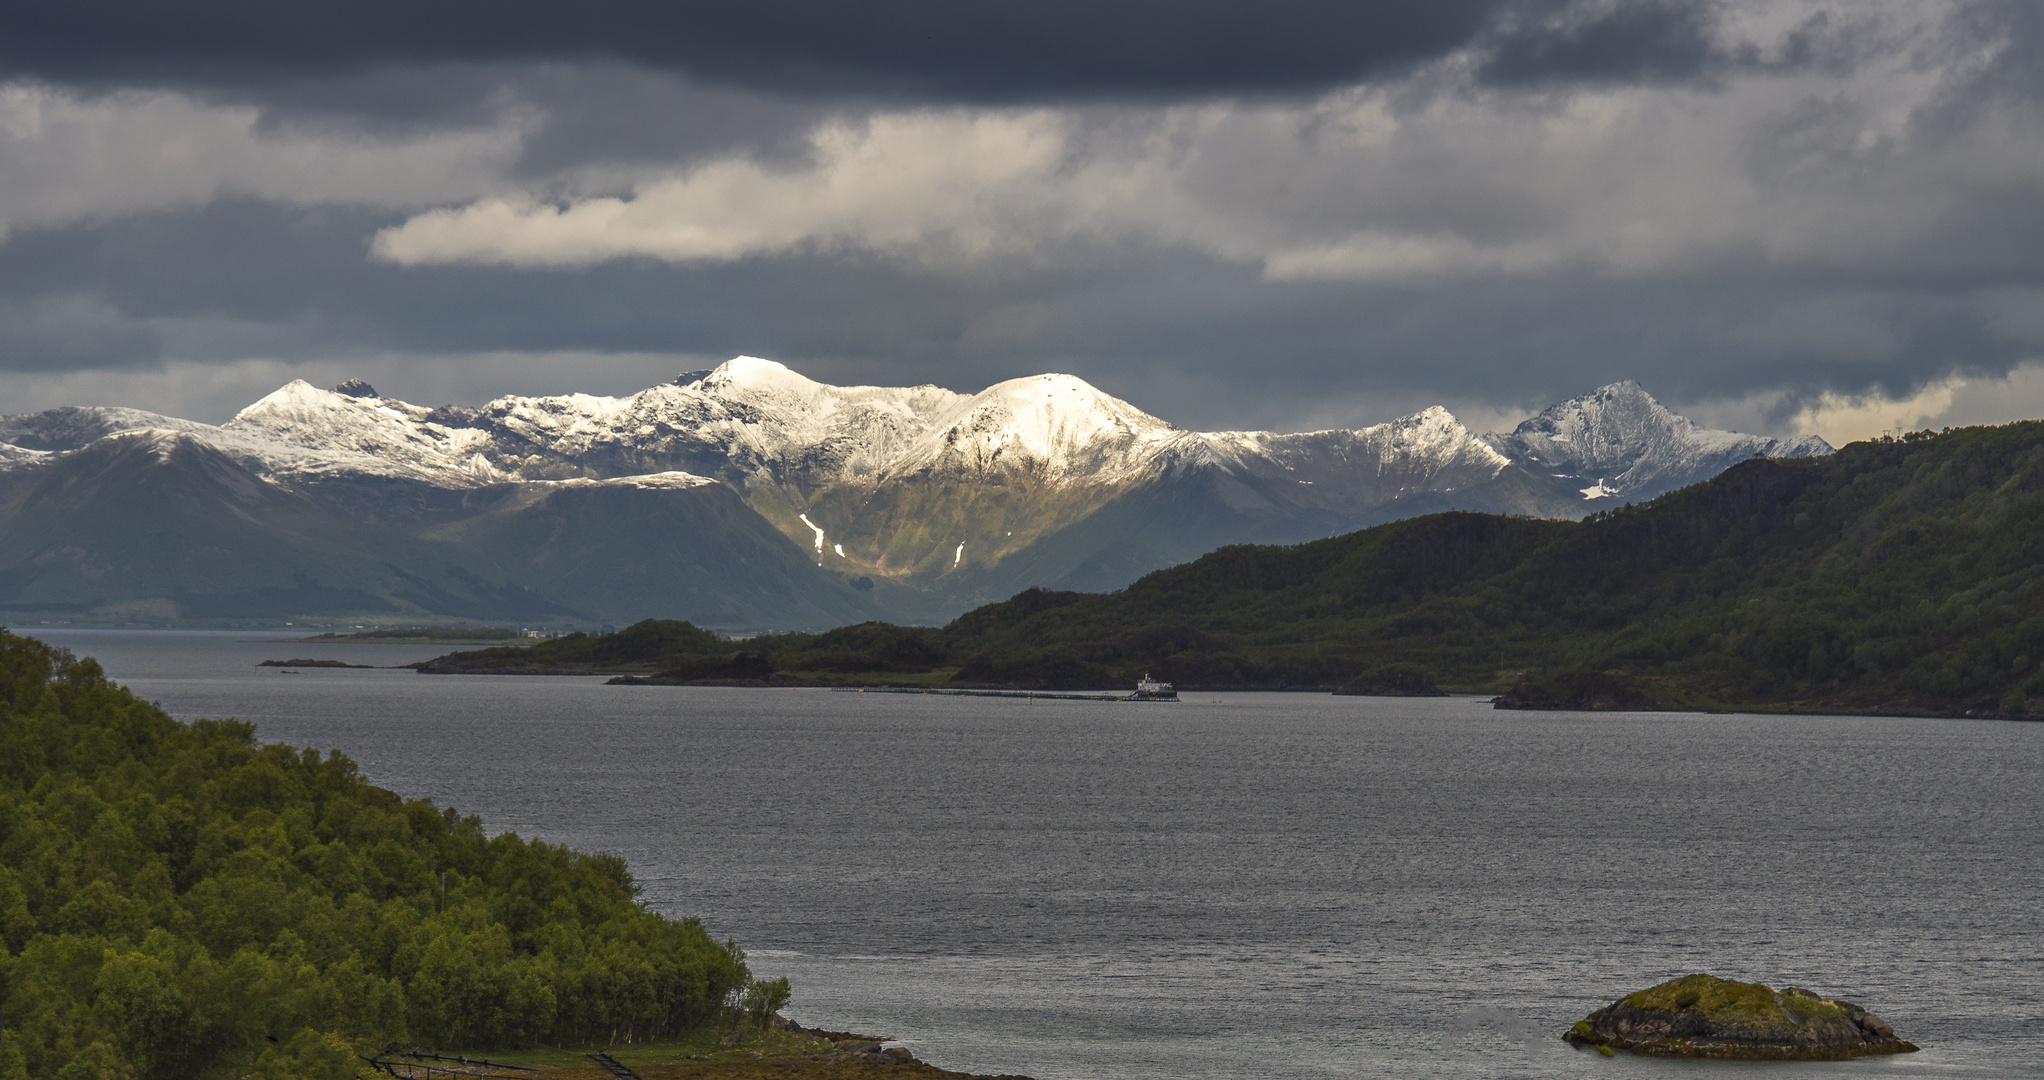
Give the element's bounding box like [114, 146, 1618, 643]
[1, 0, 2038, 439]
[1479, 0, 1721, 84]
[226, 64, 830, 176]
[0, 0, 1721, 103]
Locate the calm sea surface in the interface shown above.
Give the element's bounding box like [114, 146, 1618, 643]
[23, 629, 2044, 1079]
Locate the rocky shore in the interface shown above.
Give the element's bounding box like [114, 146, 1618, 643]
[1564, 974, 1918, 1060]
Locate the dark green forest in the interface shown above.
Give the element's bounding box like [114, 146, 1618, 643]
[430, 420, 2044, 715]
[0, 631, 752, 1080]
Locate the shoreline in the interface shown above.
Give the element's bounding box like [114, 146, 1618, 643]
[404, 665, 2044, 720]
[385, 1023, 1033, 1080]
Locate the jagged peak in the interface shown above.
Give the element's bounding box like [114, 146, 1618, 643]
[1513, 380, 1678, 439]
[528, 392, 631, 416]
[332, 379, 378, 399]
[1390, 404, 1462, 429]
[1368, 405, 1513, 469]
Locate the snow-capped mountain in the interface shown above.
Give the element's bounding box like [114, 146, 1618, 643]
[0, 358, 1831, 626]
[1486, 381, 1830, 503]
[1190, 406, 1517, 514]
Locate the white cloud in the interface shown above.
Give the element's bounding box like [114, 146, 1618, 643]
[0, 2, 2022, 304]
[1260, 232, 1568, 280]
[1791, 363, 2044, 445]
[1793, 380, 1961, 445]
[0, 82, 529, 239]
[373, 111, 1082, 266]
[362, 2, 2036, 289]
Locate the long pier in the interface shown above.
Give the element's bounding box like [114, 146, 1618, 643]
[832, 687, 1167, 702]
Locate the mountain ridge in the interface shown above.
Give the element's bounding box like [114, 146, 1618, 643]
[0, 358, 1830, 627]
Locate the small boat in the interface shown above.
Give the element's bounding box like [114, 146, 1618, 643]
[1133, 674, 1177, 701]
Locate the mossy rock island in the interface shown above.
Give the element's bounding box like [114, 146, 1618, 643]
[1564, 974, 1919, 1060]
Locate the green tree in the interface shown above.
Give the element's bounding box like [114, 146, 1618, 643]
[0, 629, 756, 1078]
[743, 977, 792, 1031]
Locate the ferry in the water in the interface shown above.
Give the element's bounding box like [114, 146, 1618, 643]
[1134, 674, 1177, 700]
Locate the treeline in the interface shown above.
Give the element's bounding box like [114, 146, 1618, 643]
[417, 618, 943, 681]
[0, 631, 753, 1080]
[422, 420, 2044, 715]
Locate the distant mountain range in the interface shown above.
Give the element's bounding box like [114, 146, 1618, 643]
[0, 357, 1828, 627]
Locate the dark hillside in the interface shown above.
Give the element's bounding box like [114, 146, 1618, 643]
[0, 434, 883, 630]
[428, 482, 885, 629]
[415, 420, 2044, 714]
[940, 423, 2044, 713]
[0, 432, 560, 623]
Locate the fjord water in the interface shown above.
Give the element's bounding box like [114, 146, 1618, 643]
[32, 630, 2042, 1079]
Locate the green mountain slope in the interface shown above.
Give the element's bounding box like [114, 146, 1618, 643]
[937, 422, 2044, 713]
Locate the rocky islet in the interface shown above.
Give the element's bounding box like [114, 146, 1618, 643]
[1564, 974, 1918, 1060]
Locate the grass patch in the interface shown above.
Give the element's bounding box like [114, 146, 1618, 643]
[1625, 974, 1777, 1019]
[1621, 974, 1849, 1028]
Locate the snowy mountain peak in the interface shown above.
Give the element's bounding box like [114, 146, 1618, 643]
[1512, 381, 1677, 451]
[230, 379, 352, 424]
[1493, 380, 1829, 500]
[213, 378, 501, 486]
[0, 356, 1858, 629]
[970, 374, 1171, 437]
[700, 355, 825, 397]
[901, 373, 1179, 481]
[0, 358, 1838, 607]
[1379, 405, 1514, 470]
[195, 361, 1811, 512]
[227, 380, 442, 439]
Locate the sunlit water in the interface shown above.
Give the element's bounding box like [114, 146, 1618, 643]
[24, 629, 2044, 1079]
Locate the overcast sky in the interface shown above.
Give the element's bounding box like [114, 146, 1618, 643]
[0, 0, 2040, 441]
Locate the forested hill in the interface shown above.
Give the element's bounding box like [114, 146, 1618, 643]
[942, 420, 2044, 715]
[426, 420, 2044, 716]
[0, 630, 752, 1079]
